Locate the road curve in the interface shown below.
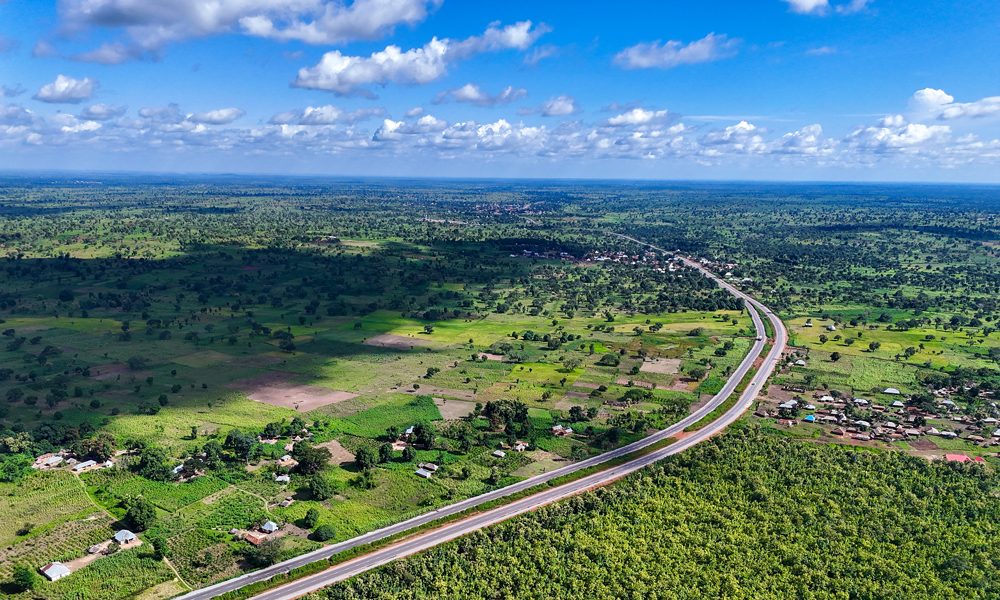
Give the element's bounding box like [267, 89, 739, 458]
[173, 237, 786, 600]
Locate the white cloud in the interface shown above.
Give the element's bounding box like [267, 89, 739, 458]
[434, 83, 527, 107]
[614, 33, 738, 70]
[878, 114, 906, 127]
[937, 97, 1000, 120]
[4, 88, 998, 172]
[782, 0, 829, 14]
[57, 0, 441, 61]
[187, 108, 246, 124]
[700, 121, 766, 153]
[291, 105, 387, 124]
[845, 122, 952, 151]
[805, 46, 836, 55]
[0, 104, 37, 126]
[605, 108, 674, 127]
[910, 88, 954, 108]
[405, 106, 424, 118]
[79, 103, 127, 120]
[524, 44, 558, 66]
[293, 21, 548, 95]
[836, 0, 871, 14]
[373, 114, 447, 140]
[138, 104, 182, 121]
[33, 75, 99, 104]
[539, 95, 581, 117]
[69, 42, 140, 65]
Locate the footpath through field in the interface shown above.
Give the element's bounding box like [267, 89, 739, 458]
[172, 236, 788, 600]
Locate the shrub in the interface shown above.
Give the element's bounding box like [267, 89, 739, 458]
[314, 524, 336, 541]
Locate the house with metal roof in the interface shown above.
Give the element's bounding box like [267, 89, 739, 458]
[41, 562, 72, 581]
[260, 521, 278, 533]
[114, 529, 136, 544]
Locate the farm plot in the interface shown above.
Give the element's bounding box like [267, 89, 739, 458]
[0, 471, 97, 547]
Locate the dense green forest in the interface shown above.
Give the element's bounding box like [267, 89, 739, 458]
[315, 426, 1000, 600]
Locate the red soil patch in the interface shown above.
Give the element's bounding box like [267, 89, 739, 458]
[363, 334, 432, 350]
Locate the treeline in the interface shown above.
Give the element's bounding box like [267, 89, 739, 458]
[315, 426, 1000, 600]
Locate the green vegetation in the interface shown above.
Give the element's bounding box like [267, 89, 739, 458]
[311, 427, 1000, 600]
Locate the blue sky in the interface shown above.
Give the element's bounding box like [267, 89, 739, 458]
[0, 0, 998, 181]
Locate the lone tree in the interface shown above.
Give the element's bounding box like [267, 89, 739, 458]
[355, 446, 379, 471]
[13, 565, 38, 591]
[126, 496, 157, 531]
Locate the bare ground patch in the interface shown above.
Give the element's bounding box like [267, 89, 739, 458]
[434, 397, 477, 420]
[571, 381, 599, 389]
[511, 450, 570, 477]
[766, 385, 795, 402]
[668, 375, 699, 392]
[910, 438, 939, 451]
[475, 353, 504, 361]
[564, 391, 591, 400]
[248, 386, 357, 411]
[404, 385, 475, 401]
[640, 358, 681, 375]
[363, 334, 432, 350]
[314, 439, 356, 467]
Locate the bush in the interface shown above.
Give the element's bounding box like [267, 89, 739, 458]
[314, 524, 336, 541]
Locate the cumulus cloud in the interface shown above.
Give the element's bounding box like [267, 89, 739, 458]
[434, 84, 527, 107]
[901, 88, 1000, 123]
[187, 108, 246, 124]
[33, 75, 99, 104]
[782, 0, 830, 14]
[79, 103, 127, 120]
[605, 108, 675, 127]
[292, 21, 548, 95]
[845, 121, 952, 152]
[271, 105, 387, 125]
[0, 104, 38, 126]
[372, 114, 448, 140]
[4, 88, 998, 172]
[539, 95, 581, 117]
[56, 0, 441, 62]
[782, 0, 870, 15]
[405, 106, 424, 118]
[937, 96, 1000, 120]
[878, 114, 906, 127]
[614, 33, 738, 70]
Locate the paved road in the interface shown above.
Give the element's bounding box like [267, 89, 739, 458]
[174, 238, 786, 600]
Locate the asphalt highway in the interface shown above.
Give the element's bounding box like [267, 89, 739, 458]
[174, 237, 787, 600]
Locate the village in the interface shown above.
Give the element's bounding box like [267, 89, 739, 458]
[755, 354, 1000, 463]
